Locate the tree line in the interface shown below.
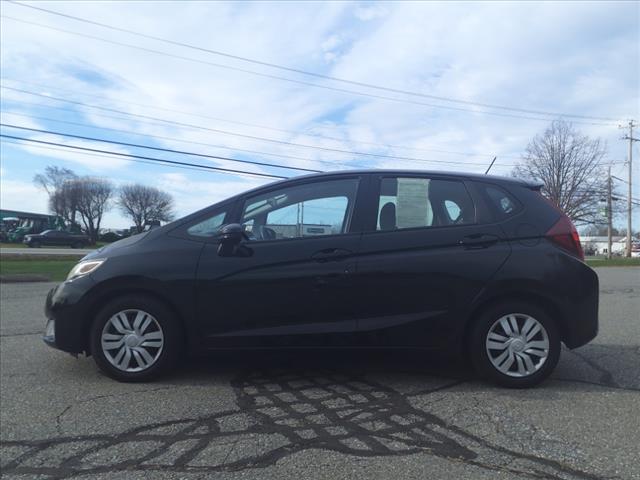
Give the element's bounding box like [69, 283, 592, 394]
[34, 167, 174, 241]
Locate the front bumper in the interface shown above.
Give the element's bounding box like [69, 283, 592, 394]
[43, 276, 95, 355]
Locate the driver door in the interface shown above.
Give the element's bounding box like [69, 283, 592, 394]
[195, 176, 366, 348]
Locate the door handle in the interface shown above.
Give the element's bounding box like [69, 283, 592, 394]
[311, 248, 353, 262]
[459, 234, 500, 249]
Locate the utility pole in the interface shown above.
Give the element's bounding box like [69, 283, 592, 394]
[621, 120, 638, 257]
[607, 167, 613, 259]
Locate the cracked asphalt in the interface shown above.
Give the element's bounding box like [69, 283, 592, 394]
[1, 267, 638, 480]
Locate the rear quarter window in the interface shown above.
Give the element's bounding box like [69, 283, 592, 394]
[479, 184, 521, 220]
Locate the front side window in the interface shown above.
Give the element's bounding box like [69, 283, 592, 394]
[241, 178, 358, 241]
[187, 210, 227, 237]
[376, 177, 475, 231]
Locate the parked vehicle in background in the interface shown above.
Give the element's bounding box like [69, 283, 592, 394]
[43, 170, 599, 388]
[0, 209, 68, 242]
[24, 230, 90, 248]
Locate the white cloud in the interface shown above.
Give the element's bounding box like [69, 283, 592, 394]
[354, 5, 388, 21]
[1, 1, 638, 228]
[0, 178, 50, 215]
[155, 172, 267, 216]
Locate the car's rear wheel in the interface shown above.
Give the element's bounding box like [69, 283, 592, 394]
[90, 295, 182, 382]
[469, 302, 560, 388]
[71, 242, 83, 249]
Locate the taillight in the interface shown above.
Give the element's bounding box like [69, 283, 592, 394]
[546, 215, 584, 260]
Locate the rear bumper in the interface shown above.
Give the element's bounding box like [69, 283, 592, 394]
[561, 262, 599, 349]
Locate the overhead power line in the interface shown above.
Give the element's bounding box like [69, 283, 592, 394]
[0, 123, 323, 174]
[0, 14, 620, 127]
[1, 110, 357, 169]
[0, 137, 254, 177]
[1, 77, 514, 159]
[6, 1, 624, 123]
[0, 111, 513, 171]
[4, 94, 525, 168]
[1, 87, 519, 168]
[0, 134, 289, 180]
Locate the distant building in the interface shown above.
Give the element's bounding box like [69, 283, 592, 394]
[581, 236, 629, 255]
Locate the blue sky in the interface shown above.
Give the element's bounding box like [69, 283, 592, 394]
[1, 1, 638, 229]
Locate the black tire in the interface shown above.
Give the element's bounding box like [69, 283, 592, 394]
[468, 302, 560, 388]
[30, 241, 41, 248]
[71, 242, 83, 249]
[90, 295, 183, 382]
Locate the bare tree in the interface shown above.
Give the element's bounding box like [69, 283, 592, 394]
[33, 166, 77, 195]
[513, 120, 608, 225]
[582, 224, 620, 237]
[117, 184, 175, 233]
[73, 178, 114, 242]
[48, 183, 81, 227]
[34, 166, 80, 226]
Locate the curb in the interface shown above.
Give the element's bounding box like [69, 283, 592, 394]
[0, 274, 52, 283]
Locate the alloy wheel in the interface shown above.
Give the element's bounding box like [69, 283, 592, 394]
[485, 313, 549, 377]
[101, 309, 164, 372]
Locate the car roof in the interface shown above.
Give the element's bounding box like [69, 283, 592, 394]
[243, 169, 542, 196]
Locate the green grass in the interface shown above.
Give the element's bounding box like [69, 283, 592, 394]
[0, 257, 78, 281]
[586, 257, 640, 267]
[0, 242, 28, 248]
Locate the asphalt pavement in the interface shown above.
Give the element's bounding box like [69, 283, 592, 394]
[0, 268, 638, 479]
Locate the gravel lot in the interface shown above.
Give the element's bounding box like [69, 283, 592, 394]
[1, 267, 638, 480]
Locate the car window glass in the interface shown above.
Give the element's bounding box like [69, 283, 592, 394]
[444, 200, 462, 222]
[484, 185, 518, 217]
[187, 211, 227, 237]
[241, 178, 358, 241]
[377, 177, 474, 230]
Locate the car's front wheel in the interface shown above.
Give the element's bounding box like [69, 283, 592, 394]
[469, 302, 560, 388]
[90, 295, 183, 382]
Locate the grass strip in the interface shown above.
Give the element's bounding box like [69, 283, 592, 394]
[0, 258, 78, 281]
[586, 257, 640, 267]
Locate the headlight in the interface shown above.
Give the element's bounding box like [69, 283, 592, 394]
[67, 259, 105, 281]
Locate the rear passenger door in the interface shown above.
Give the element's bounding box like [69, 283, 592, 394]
[353, 174, 511, 348]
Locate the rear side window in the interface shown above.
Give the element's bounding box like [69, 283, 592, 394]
[376, 177, 475, 230]
[481, 184, 520, 219]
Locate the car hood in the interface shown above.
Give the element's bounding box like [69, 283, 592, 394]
[82, 231, 150, 260]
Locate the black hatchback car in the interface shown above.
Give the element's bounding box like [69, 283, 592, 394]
[44, 170, 598, 387]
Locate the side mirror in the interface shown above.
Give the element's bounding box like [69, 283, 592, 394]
[217, 223, 246, 257]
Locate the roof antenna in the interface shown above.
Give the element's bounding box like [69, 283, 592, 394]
[484, 156, 497, 174]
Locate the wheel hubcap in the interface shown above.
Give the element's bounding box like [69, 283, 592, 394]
[485, 313, 549, 378]
[101, 309, 164, 372]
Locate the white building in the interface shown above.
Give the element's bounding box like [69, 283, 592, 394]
[580, 236, 626, 255]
